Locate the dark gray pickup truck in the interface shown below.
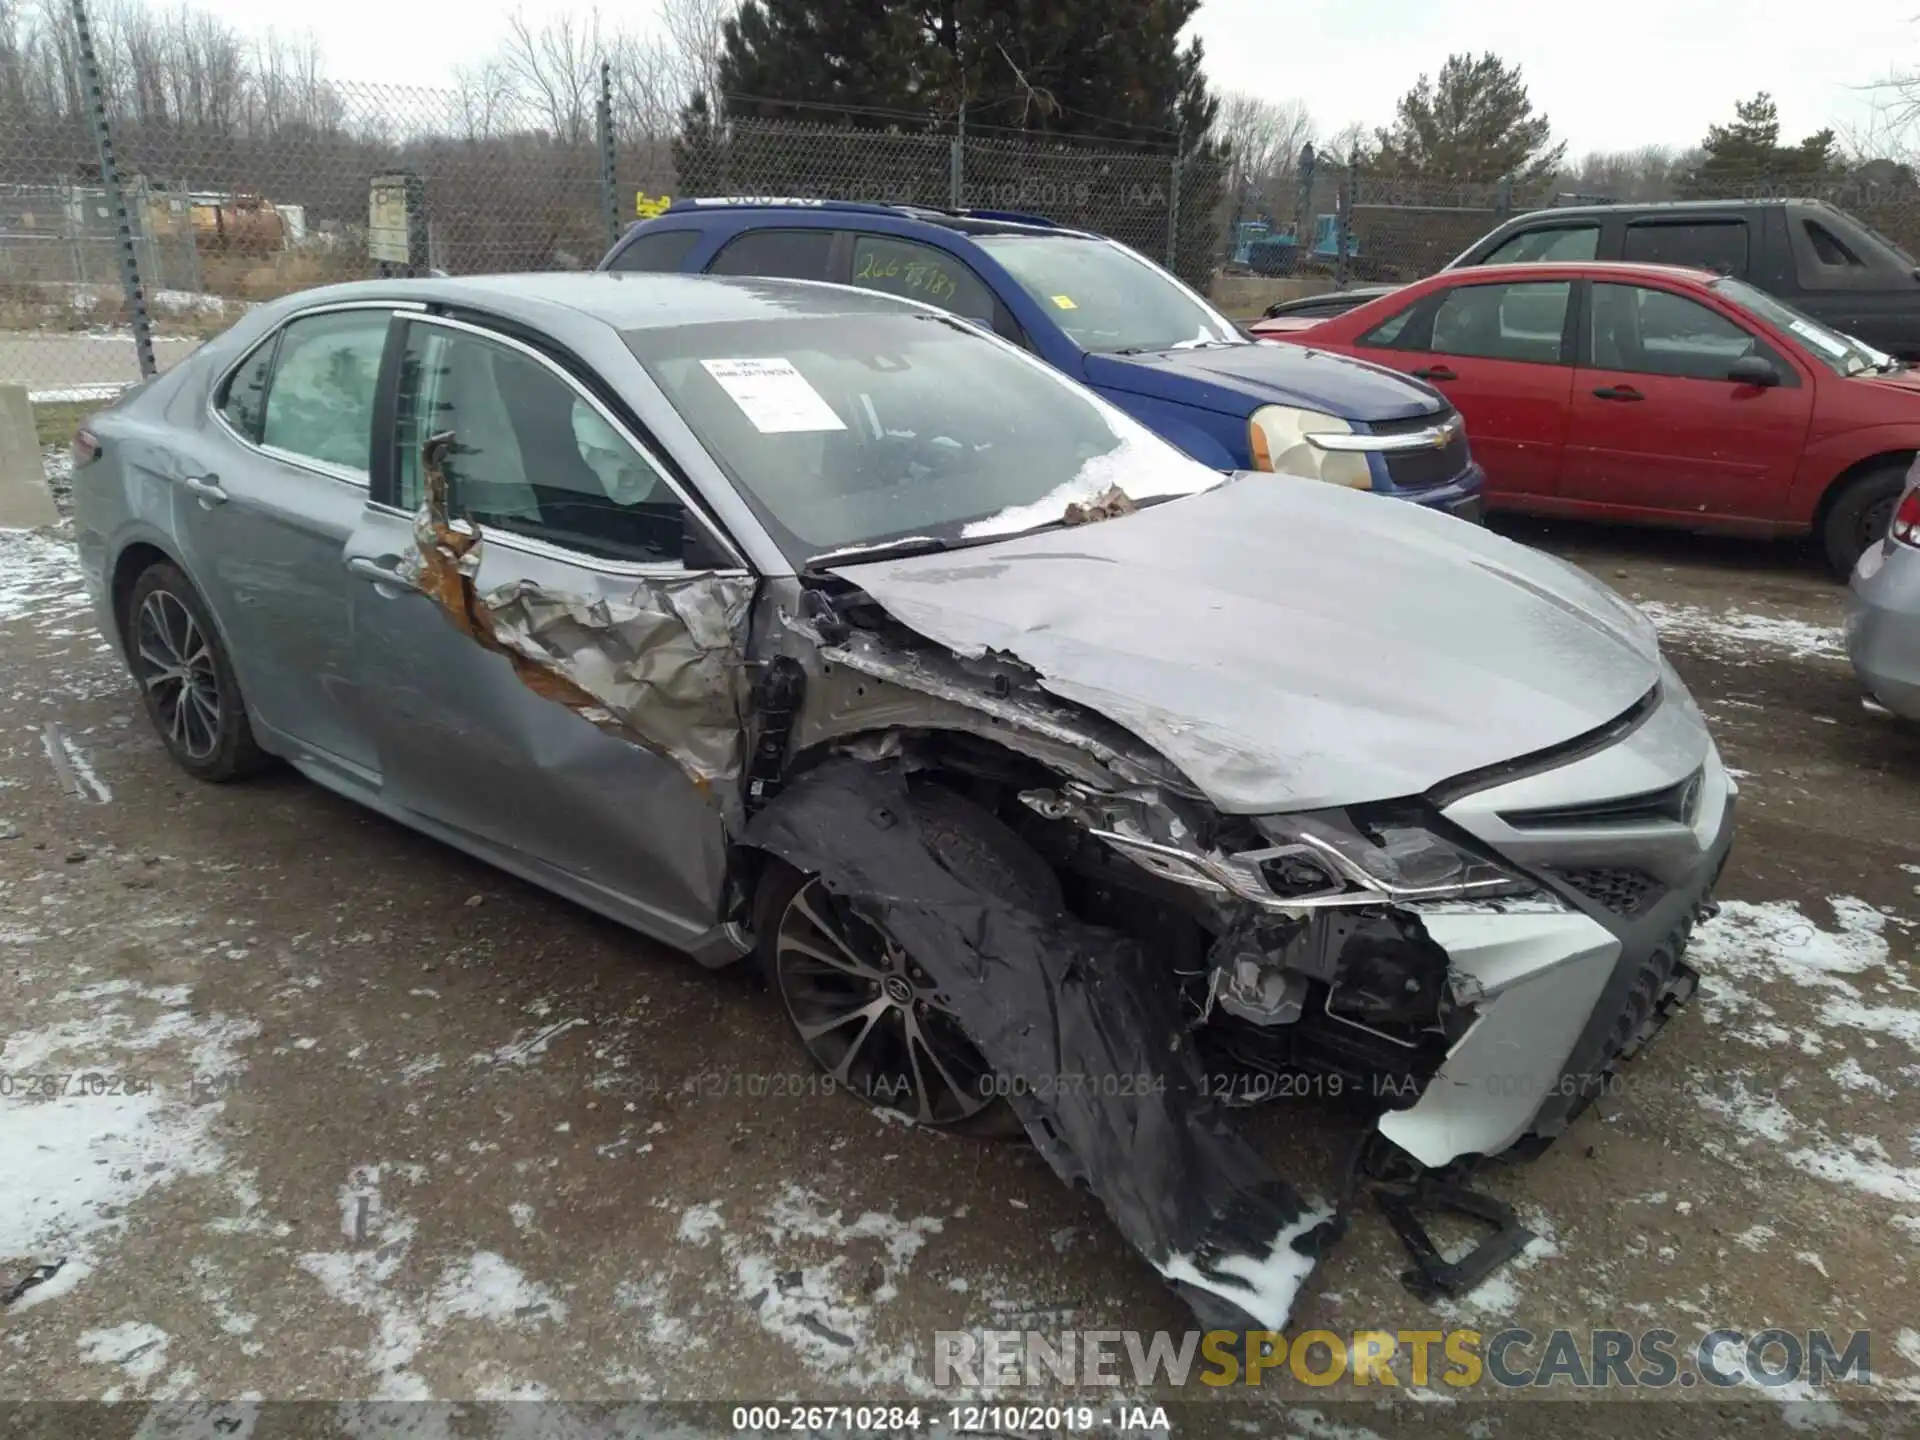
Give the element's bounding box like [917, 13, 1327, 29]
[1264, 199, 1920, 360]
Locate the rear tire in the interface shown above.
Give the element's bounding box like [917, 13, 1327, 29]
[1821, 463, 1908, 578]
[754, 781, 1063, 1139]
[124, 562, 267, 783]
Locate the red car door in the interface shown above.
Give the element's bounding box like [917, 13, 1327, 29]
[1343, 278, 1576, 502]
[1562, 281, 1814, 521]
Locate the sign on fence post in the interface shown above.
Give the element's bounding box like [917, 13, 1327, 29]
[369, 173, 428, 276]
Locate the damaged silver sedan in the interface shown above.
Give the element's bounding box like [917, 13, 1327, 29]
[70, 273, 1735, 1331]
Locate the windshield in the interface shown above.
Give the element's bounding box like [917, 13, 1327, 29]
[1709, 277, 1896, 377]
[973, 234, 1245, 355]
[627, 312, 1223, 563]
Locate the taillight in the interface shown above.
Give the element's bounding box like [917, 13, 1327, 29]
[71, 428, 102, 469]
[1893, 487, 1920, 548]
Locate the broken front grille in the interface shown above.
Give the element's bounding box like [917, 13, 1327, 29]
[1551, 866, 1661, 916]
[1369, 413, 1472, 490]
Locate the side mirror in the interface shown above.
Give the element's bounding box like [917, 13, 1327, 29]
[1727, 354, 1779, 387]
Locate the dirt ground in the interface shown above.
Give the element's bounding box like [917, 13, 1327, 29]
[2, 485, 1918, 1439]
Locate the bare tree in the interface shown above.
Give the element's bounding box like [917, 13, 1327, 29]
[497, 6, 601, 145]
[1213, 91, 1314, 218]
[1322, 119, 1370, 163]
[606, 30, 679, 142]
[451, 57, 515, 141]
[1559, 144, 1699, 202]
[660, 0, 729, 109]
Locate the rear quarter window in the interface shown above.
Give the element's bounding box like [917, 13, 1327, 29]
[1480, 224, 1600, 265]
[1622, 220, 1749, 276]
[607, 229, 701, 273]
[708, 229, 837, 280]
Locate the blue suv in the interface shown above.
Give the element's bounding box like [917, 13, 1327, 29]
[599, 199, 1484, 518]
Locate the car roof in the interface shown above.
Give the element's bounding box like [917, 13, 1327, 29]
[1431, 261, 1718, 285]
[1504, 197, 1819, 222]
[644, 197, 1100, 241]
[245, 271, 934, 333]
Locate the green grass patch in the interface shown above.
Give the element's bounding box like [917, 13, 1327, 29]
[32, 399, 96, 449]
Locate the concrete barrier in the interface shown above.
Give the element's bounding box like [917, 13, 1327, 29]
[0, 384, 58, 530]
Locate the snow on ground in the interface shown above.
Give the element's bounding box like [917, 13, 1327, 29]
[295, 1163, 567, 1402]
[672, 1183, 946, 1394]
[1, 978, 260, 1312]
[1636, 600, 1845, 662]
[1689, 888, 1920, 1227]
[0, 528, 88, 624]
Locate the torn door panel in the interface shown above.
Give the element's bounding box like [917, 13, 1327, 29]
[745, 757, 1335, 1332]
[400, 432, 755, 797]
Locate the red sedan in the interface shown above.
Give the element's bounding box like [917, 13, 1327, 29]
[1251, 262, 1920, 573]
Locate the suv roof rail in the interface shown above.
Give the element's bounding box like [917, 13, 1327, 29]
[664, 196, 906, 216]
[958, 208, 1059, 227]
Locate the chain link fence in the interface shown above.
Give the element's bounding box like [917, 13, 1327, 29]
[0, 48, 1221, 417]
[10, 18, 1920, 429]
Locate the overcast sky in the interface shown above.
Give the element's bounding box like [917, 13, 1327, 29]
[191, 0, 1920, 160]
[1191, 0, 1919, 156]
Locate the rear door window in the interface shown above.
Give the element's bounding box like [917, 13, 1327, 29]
[1480, 224, 1601, 265]
[1622, 220, 1749, 276]
[258, 310, 391, 476]
[607, 228, 701, 273]
[1426, 281, 1572, 363]
[708, 229, 836, 280]
[850, 234, 997, 321]
[1585, 283, 1780, 380]
[215, 335, 277, 443]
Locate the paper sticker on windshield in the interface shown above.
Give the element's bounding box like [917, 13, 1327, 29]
[700, 358, 846, 433]
[1788, 319, 1849, 358]
[1050, 294, 1077, 310]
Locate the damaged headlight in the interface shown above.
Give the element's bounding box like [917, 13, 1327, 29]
[1253, 813, 1544, 904]
[1023, 784, 1562, 913]
[1246, 405, 1374, 489]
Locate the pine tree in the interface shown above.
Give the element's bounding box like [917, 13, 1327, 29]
[674, 0, 1224, 282]
[1692, 92, 1839, 189]
[705, 0, 1216, 144]
[1368, 53, 1565, 185]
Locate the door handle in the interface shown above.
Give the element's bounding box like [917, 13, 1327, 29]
[181, 474, 227, 504]
[1411, 365, 1457, 382]
[1591, 384, 1644, 401]
[347, 555, 420, 592]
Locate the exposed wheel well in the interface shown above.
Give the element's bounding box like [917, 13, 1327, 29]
[109, 541, 174, 654]
[727, 728, 1075, 940]
[1813, 450, 1915, 534]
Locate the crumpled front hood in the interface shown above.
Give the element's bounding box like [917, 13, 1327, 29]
[832, 477, 1662, 814]
[1083, 343, 1443, 422]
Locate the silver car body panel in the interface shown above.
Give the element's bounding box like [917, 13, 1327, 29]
[1846, 525, 1920, 721]
[1376, 908, 1622, 1167]
[71, 273, 1734, 1185]
[830, 474, 1663, 815]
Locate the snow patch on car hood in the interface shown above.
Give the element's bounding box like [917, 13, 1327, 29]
[833, 477, 1662, 813]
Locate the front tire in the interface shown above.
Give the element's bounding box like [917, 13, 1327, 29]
[1821, 463, 1908, 578]
[124, 561, 267, 782]
[754, 782, 1062, 1137]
